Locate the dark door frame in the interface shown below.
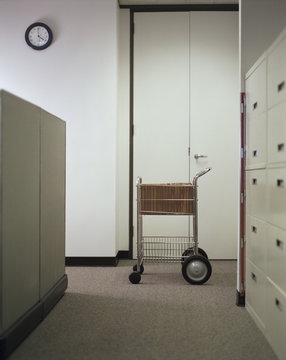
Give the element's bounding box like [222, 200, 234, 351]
[125, 3, 239, 259]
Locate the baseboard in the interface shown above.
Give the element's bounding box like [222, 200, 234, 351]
[65, 256, 118, 266]
[65, 251, 131, 266]
[236, 290, 245, 307]
[0, 302, 42, 360]
[116, 250, 130, 259]
[41, 275, 68, 318]
[120, 4, 239, 11]
[0, 274, 68, 360]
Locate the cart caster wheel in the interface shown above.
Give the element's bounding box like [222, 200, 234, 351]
[132, 264, 144, 274]
[182, 255, 212, 285]
[197, 248, 208, 259]
[181, 247, 208, 264]
[129, 271, 141, 284]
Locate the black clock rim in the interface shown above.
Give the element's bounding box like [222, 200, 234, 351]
[25, 22, 53, 50]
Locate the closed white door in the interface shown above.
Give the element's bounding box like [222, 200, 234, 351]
[133, 11, 239, 259]
[133, 12, 190, 255]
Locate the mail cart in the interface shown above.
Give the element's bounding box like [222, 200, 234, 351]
[129, 168, 212, 285]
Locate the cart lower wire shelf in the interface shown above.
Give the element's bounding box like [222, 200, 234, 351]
[129, 168, 212, 285]
[139, 236, 194, 262]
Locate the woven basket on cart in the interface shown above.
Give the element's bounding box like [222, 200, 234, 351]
[140, 183, 194, 215]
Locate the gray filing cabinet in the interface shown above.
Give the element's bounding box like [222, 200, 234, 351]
[245, 29, 286, 360]
[0, 90, 67, 359]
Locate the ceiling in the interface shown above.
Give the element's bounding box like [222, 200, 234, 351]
[119, 0, 238, 5]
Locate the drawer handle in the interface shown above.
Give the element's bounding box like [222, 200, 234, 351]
[253, 150, 258, 157]
[276, 239, 284, 249]
[252, 225, 257, 233]
[278, 143, 284, 152]
[277, 179, 284, 187]
[275, 298, 283, 311]
[253, 102, 258, 110]
[251, 272, 256, 281]
[278, 81, 285, 92]
[252, 178, 257, 185]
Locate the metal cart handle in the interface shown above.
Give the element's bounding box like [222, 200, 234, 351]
[193, 167, 211, 186]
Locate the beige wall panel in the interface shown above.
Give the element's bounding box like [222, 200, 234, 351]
[1, 91, 40, 331]
[241, 0, 286, 90]
[40, 110, 66, 297]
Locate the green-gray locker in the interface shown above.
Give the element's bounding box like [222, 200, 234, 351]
[0, 90, 67, 359]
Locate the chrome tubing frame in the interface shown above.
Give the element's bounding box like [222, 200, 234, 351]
[137, 177, 143, 271]
[192, 167, 211, 255]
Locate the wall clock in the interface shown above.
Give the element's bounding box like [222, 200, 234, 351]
[25, 22, 53, 50]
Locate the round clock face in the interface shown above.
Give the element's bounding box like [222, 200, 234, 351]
[25, 22, 53, 50]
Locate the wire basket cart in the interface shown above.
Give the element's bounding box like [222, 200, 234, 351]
[129, 168, 212, 285]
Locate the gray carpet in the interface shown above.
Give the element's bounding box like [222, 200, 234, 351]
[9, 260, 277, 360]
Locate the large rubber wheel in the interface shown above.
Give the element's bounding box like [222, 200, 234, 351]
[129, 271, 141, 284]
[181, 247, 208, 264]
[182, 255, 212, 285]
[132, 264, 144, 274]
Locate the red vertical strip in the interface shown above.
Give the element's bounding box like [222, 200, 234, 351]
[240, 92, 245, 296]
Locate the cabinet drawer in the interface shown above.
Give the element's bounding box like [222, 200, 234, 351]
[266, 279, 286, 360]
[268, 36, 286, 108]
[246, 113, 267, 169]
[246, 216, 267, 272]
[268, 101, 286, 164]
[246, 169, 267, 220]
[267, 224, 286, 293]
[267, 168, 286, 230]
[246, 60, 267, 117]
[246, 259, 266, 328]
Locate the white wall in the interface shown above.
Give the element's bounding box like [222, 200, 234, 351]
[0, 0, 118, 257]
[240, 0, 286, 88]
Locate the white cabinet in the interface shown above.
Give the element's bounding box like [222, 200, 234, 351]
[246, 216, 267, 273]
[268, 36, 286, 108]
[246, 113, 267, 169]
[246, 59, 267, 117]
[267, 224, 286, 294]
[246, 260, 266, 330]
[266, 279, 286, 360]
[267, 168, 286, 230]
[245, 28, 286, 360]
[268, 101, 286, 164]
[245, 169, 267, 220]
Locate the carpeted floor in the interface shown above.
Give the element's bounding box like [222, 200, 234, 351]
[9, 260, 277, 360]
